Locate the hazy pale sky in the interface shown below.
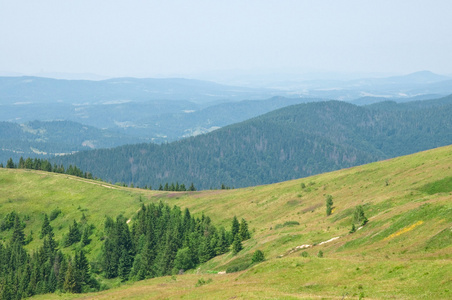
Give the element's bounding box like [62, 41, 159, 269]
[1, 0, 451, 79]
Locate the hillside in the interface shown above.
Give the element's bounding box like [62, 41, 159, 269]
[0, 120, 143, 163]
[1, 144, 451, 299]
[52, 95, 452, 189]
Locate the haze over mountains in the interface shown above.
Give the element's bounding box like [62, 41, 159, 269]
[0, 71, 451, 142]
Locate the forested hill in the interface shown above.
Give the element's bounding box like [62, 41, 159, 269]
[0, 120, 143, 163]
[52, 95, 452, 189]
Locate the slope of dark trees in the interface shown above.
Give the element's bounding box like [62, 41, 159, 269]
[0, 203, 249, 299]
[52, 95, 452, 190]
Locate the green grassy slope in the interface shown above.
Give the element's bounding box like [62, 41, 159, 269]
[1, 145, 452, 299]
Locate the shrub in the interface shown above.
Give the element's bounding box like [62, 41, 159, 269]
[49, 208, 62, 221]
[226, 262, 250, 273]
[274, 221, 300, 230]
[195, 278, 212, 287]
[317, 250, 324, 258]
[251, 250, 265, 263]
[326, 195, 333, 216]
[353, 205, 367, 226]
[301, 251, 309, 257]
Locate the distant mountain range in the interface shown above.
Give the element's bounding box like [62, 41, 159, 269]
[1, 71, 451, 143]
[51, 94, 452, 189]
[0, 76, 282, 105]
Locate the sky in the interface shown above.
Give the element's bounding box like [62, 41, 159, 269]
[1, 0, 452, 80]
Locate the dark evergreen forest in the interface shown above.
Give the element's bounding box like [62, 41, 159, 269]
[0, 203, 249, 299]
[52, 95, 452, 189]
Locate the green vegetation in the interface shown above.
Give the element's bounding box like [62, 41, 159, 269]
[4, 157, 92, 179]
[0, 198, 249, 298]
[353, 205, 368, 226]
[274, 221, 300, 230]
[251, 250, 265, 263]
[1, 144, 452, 299]
[51, 97, 452, 189]
[0, 120, 143, 164]
[419, 176, 452, 194]
[326, 194, 333, 216]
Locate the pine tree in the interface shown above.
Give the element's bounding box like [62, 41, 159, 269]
[198, 238, 212, 263]
[56, 251, 68, 291]
[48, 268, 57, 293]
[40, 214, 52, 239]
[66, 220, 81, 246]
[239, 218, 250, 241]
[64, 260, 81, 293]
[12, 215, 25, 245]
[19, 157, 25, 169]
[118, 248, 132, 281]
[326, 195, 333, 216]
[102, 238, 119, 278]
[75, 250, 90, 287]
[232, 235, 243, 255]
[231, 216, 240, 238]
[81, 227, 91, 246]
[6, 157, 15, 168]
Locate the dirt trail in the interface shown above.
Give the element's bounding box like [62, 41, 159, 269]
[284, 235, 341, 257]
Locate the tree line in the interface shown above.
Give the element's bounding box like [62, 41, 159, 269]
[2, 157, 200, 191]
[2, 157, 93, 179]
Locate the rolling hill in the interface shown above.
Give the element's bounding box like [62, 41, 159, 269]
[1, 144, 451, 299]
[52, 95, 452, 189]
[0, 120, 143, 163]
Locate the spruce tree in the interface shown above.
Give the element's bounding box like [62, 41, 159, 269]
[12, 215, 25, 245]
[6, 157, 15, 168]
[64, 260, 81, 293]
[19, 157, 25, 168]
[40, 214, 52, 238]
[326, 195, 333, 216]
[198, 238, 213, 263]
[81, 227, 91, 246]
[67, 220, 81, 246]
[118, 248, 132, 281]
[231, 216, 240, 238]
[232, 235, 243, 255]
[48, 268, 57, 293]
[239, 218, 251, 241]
